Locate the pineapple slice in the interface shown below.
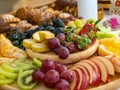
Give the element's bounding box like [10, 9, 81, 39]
[23, 39, 36, 48]
[31, 43, 50, 53]
[32, 31, 55, 42]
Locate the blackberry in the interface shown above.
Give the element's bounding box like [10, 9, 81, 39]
[33, 26, 45, 33]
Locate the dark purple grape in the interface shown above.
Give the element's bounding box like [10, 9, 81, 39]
[58, 46, 70, 59]
[48, 37, 61, 49]
[43, 70, 60, 84]
[53, 47, 61, 55]
[55, 63, 67, 74]
[32, 69, 45, 82]
[60, 70, 74, 83]
[66, 42, 77, 53]
[56, 33, 66, 41]
[41, 59, 55, 73]
[52, 18, 64, 28]
[55, 79, 70, 90]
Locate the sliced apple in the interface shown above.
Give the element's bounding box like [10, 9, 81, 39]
[74, 65, 90, 89]
[90, 58, 108, 82]
[70, 69, 80, 90]
[74, 61, 97, 85]
[93, 56, 115, 76]
[81, 60, 101, 86]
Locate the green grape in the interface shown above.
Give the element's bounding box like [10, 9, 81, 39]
[0, 67, 18, 79]
[67, 21, 76, 28]
[17, 70, 37, 90]
[33, 58, 42, 68]
[74, 19, 84, 28]
[73, 28, 81, 34]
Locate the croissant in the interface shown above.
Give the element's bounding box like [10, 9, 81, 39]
[0, 14, 20, 23]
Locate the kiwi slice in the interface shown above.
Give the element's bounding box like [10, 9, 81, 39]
[33, 58, 42, 68]
[0, 78, 15, 85]
[0, 67, 18, 79]
[19, 65, 36, 74]
[1, 63, 19, 73]
[17, 70, 37, 90]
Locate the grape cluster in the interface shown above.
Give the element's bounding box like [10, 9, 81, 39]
[32, 59, 73, 90]
[48, 33, 77, 59]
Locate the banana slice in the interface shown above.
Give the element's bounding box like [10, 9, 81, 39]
[23, 39, 36, 48]
[32, 31, 41, 42]
[39, 31, 55, 41]
[31, 43, 50, 53]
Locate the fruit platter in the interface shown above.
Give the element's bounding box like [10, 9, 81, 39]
[1, 0, 120, 90]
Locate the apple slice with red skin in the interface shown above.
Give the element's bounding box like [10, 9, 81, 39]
[90, 58, 108, 82]
[74, 61, 98, 86]
[81, 60, 101, 86]
[71, 67, 86, 90]
[74, 65, 90, 89]
[70, 67, 83, 90]
[70, 69, 80, 90]
[93, 56, 115, 76]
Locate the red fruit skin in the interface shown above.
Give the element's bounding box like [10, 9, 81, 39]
[60, 70, 74, 83]
[41, 59, 55, 73]
[32, 69, 45, 82]
[43, 70, 60, 84]
[55, 79, 70, 90]
[55, 63, 68, 74]
[78, 23, 97, 37]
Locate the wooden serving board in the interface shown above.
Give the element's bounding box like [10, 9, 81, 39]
[1, 73, 120, 90]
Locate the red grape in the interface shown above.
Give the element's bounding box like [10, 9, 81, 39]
[43, 70, 60, 84]
[32, 69, 45, 82]
[55, 63, 67, 74]
[58, 46, 70, 59]
[53, 47, 61, 55]
[55, 79, 70, 90]
[48, 37, 61, 49]
[41, 59, 55, 73]
[60, 70, 74, 83]
[66, 42, 77, 53]
[56, 33, 65, 41]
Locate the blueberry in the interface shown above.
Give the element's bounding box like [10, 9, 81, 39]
[42, 22, 51, 28]
[52, 18, 64, 28]
[12, 40, 20, 46]
[45, 26, 55, 32]
[33, 26, 45, 33]
[53, 27, 64, 35]
[9, 31, 20, 40]
[25, 30, 34, 38]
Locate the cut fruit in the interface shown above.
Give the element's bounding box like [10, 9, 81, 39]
[26, 39, 99, 64]
[71, 67, 84, 90]
[31, 43, 50, 53]
[18, 70, 37, 90]
[70, 69, 80, 90]
[39, 31, 55, 41]
[0, 78, 15, 85]
[32, 31, 41, 42]
[1, 63, 19, 73]
[93, 56, 115, 76]
[90, 58, 108, 82]
[98, 45, 113, 56]
[23, 39, 37, 49]
[81, 60, 101, 86]
[73, 65, 90, 89]
[0, 67, 18, 79]
[74, 61, 97, 85]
